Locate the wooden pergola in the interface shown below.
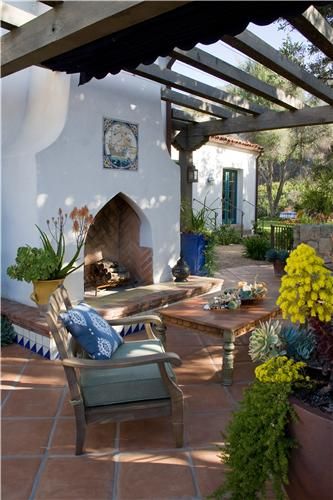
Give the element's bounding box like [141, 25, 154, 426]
[1, 1, 333, 203]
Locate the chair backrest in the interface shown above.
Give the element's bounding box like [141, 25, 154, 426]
[46, 285, 84, 406]
[46, 285, 74, 360]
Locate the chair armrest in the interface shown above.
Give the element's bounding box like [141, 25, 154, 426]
[62, 351, 181, 370]
[107, 314, 163, 327]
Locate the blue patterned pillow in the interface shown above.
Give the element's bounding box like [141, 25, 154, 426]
[59, 303, 123, 360]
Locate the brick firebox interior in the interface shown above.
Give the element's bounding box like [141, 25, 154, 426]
[84, 194, 153, 289]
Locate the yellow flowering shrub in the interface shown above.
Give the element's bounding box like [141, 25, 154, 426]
[255, 355, 307, 383]
[277, 243, 333, 324]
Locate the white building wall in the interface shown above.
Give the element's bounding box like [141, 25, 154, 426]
[2, 67, 180, 305]
[192, 141, 258, 231]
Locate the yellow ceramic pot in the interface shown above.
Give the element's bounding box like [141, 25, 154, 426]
[30, 279, 64, 312]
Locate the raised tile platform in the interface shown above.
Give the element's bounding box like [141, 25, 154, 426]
[1, 276, 222, 360]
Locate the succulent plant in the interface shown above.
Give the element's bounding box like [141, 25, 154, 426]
[265, 248, 290, 262]
[249, 320, 286, 362]
[280, 325, 316, 362]
[1, 315, 16, 346]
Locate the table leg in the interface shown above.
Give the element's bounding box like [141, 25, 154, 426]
[222, 330, 235, 386]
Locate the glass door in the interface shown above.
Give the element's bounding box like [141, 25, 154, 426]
[222, 169, 238, 224]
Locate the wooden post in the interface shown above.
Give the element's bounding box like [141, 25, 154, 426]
[179, 150, 194, 212]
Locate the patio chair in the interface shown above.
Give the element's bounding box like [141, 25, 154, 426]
[46, 285, 184, 454]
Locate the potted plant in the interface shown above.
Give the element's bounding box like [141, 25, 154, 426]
[7, 206, 94, 312]
[211, 243, 333, 500]
[265, 248, 289, 276]
[180, 199, 217, 276]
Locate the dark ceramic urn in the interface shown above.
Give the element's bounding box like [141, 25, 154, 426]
[172, 255, 190, 282]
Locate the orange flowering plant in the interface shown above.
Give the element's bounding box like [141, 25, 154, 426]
[7, 207, 94, 282]
[37, 206, 94, 279]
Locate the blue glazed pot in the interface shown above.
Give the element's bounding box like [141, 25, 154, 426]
[181, 233, 207, 276]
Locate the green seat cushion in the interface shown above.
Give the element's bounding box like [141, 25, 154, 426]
[80, 339, 176, 407]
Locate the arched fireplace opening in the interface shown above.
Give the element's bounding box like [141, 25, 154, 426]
[84, 193, 153, 293]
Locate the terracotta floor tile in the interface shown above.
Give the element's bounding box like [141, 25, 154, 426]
[174, 356, 218, 384]
[20, 362, 65, 387]
[34, 456, 114, 499]
[232, 362, 255, 383]
[1, 344, 32, 365]
[1, 363, 25, 387]
[225, 382, 251, 404]
[2, 419, 53, 456]
[59, 394, 75, 416]
[184, 384, 234, 413]
[185, 411, 231, 448]
[2, 388, 63, 417]
[165, 326, 203, 347]
[2, 457, 42, 500]
[117, 452, 196, 499]
[50, 418, 117, 455]
[119, 416, 178, 451]
[190, 448, 226, 498]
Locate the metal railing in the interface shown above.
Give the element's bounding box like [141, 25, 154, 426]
[270, 224, 294, 250]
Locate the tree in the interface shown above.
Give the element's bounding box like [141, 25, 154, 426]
[279, 5, 333, 84]
[226, 59, 333, 217]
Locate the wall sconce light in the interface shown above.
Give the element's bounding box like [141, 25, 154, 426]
[207, 173, 214, 184]
[187, 166, 199, 183]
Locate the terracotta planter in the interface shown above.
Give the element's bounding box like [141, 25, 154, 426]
[286, 398, 333, 500]
[30, 279, 64, 315]
[273, 260, 286, 277]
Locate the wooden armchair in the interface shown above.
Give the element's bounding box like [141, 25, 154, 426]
[46, 285, 184, 454]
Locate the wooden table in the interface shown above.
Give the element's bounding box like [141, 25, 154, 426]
[159, 291, 280, 385]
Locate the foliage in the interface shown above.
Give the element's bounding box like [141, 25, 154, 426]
[228, 55, 333, 218]
[279, 5, 333, 83]
[299, 165, 333, 217]
[203, 233, 219, 276]
[7, 246, 60, 282]
[277, 243, 333, 324]
[257, 179, 305, 218]
[308, 318, 333, 371]
[243, 235, 270, 261]
[211, 357, 306, 500]
[213, 225, 243, 245]
[280, 326, 316, 362]
[265, 248, 289, 263]
[249, 319, 285, 362]
[1, 315, 16, 346]
[7, 207, 94, 283]
[181, 198, 217, 234]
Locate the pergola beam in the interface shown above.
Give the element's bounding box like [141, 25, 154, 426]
[287, 6, 333, 60]
[172, 47, 305, 110]
[0, 2, 36, 30]
[135, 64, 267, 116]
[161, 88, 234, 119]
[175, 105, 333, 150]
[223, 29, 333, 104]
[1, 1, 190, 78]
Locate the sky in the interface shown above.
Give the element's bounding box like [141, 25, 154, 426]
[172, 20, 308, 88]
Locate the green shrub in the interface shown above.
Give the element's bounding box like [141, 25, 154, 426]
[243, 235, 270, 260]
[213, 225, 243, 245]
[1, 315, 16, 346]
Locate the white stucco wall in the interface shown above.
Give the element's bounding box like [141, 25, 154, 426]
[2, 67, 180, 305]
[192, 141, 258, 231]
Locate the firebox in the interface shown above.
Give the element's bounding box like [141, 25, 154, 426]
[84, 193, 153, 292]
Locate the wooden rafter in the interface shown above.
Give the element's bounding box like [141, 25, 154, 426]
[171, 47, 305, 110]
[172, 108, 213, 123]
[135, 64, 267, 115]
[287, 6, 333, 60]
[161, 88, 235, 119]
[1, 1, 190, 78]
[223, 29, 333, 104]
[174, 105, 333, 150]
[0, 2, 35, 31]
